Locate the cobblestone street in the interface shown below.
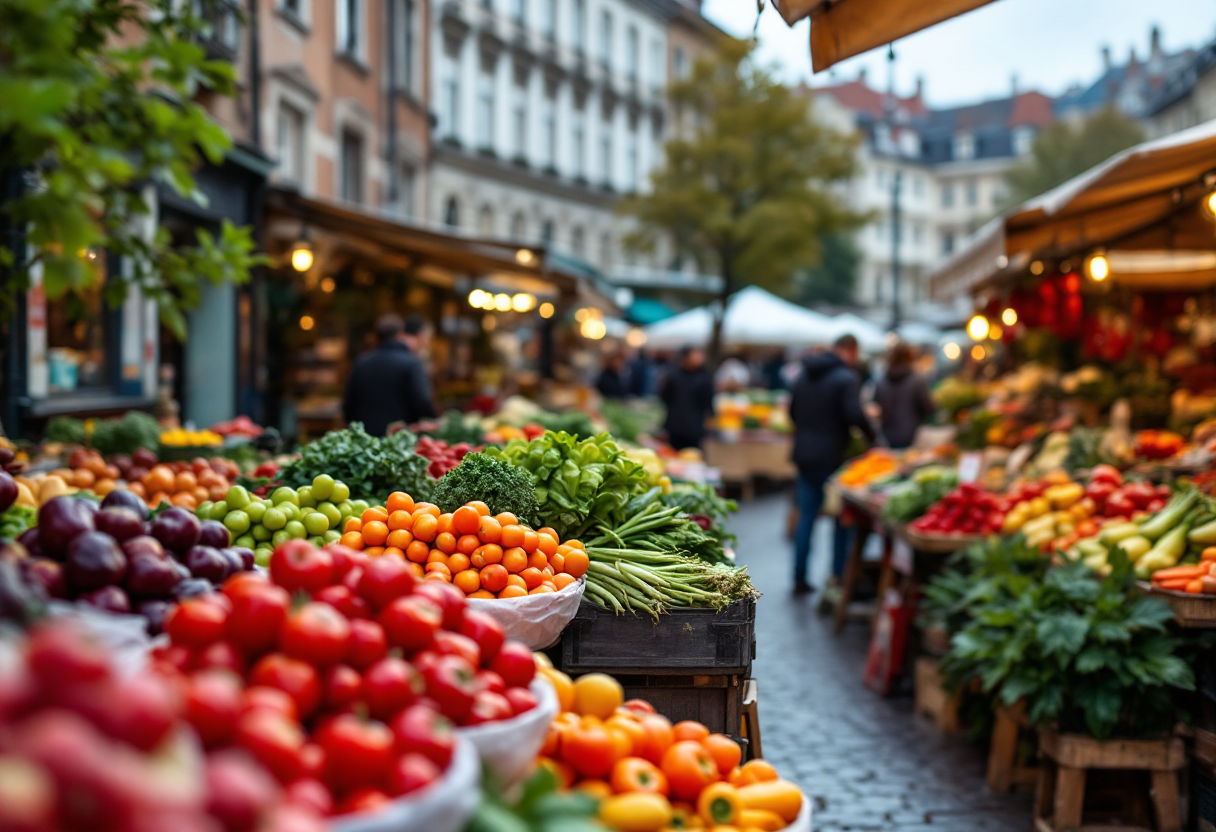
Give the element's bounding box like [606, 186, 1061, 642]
[731, 494, 1032, 832]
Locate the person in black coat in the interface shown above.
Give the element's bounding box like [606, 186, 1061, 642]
[660, 346, 714, 450]
[788, 334, 876, 593]
[596, 352, 629, 400]
[343, 313, 438, 436]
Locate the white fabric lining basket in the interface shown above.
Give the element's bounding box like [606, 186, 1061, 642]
[466, 576, 584, 650]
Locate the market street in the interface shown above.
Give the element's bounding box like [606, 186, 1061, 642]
[733, 494, 1032, 832]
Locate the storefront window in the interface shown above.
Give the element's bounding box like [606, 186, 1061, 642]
[45, 254, 108, 394]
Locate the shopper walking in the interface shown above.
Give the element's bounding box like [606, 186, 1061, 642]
[660, 346, 714, 450]
[626, 349, 657, 397]
[596, 352, 629, 400]
[873, 342, 936, 450]
[343, 313, 437, 436]
[788, 334, 876, 594]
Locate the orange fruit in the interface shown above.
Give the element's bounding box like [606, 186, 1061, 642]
[436, 514, 454, 536]
[387, 529, 413, 550]
[145, 465, 175, 495]
[128, 481, 147, 499]
[478, 516, 502, 544]
[538, 526, 559, 540]
[520, 567, 544, 590]
[480, 564, 509, 593]
[550, 553, 566, 573]
[554, 573, 576, 590]
[171, 492, 197, 509]
[494, 512, 518, 527]
[456, 534, 480, 556]
[521, 529, 539, 554]
[563, 550, 589, 578]
[500, 525, 525, 549]
[382, 546, 405, 560]
[340, 531, 365, 550]
[537, 533, 558, 557]
[406, 562, 426, 579]
[406, 540, 430, 563]
[447, 553, 471, 573]
[425, 562, 452, 579]
[507, 574, 527, 590]
[414, 503, 441, 518]
[672, 721, 709, 743]
[425, 571, 452, 583]
[362, 520, 389, 547]
[453, 569, 481, 594]
[527, 550, 549, 570]
[387, 510, 413, 531]
[542, 565, 554, 576]
[453, 506, 481, 536]
[412, 514, 439, 543]
[565, 540, 585, 551]
[193, 486, 210, 503]
[470, 552, 487, 569]
[529, 585, 555, 594]
[435, 532, 457, 554]
[468, 589, 495, 599]
[361, 506, 388, 524]
[499, 585, 528, 599]
[386, 491, 415, 515]
[478, 544, 503, 565]
[502, 547, 528, 574]
[426, 549, 449, 565]
[343, 517, 363, 533]
[174, 471, 197, 493]
[467, 500, 491, 517]
[364, 546, 385, 558]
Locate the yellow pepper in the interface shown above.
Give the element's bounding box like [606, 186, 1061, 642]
[1044, 482, 1084, 510]
[737, 780, 803, 824]
[697, 783, 742, 826]
[736, 809, 786, 831]
[668, 803, 705, 829]
[600, 792, 675, 832]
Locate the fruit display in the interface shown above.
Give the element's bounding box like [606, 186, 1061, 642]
[195, 477, 360, 568]
[429, 452, 541, 527]
[534, 664, 805, 832]
[14, 491, 255, 633]
[880, 466, 959, 525]
[337, 491, 586, 599]
[276, 424, 434, 504]
[210, 415, 264, 439]
[0, 621, 326, 832]
[154, 539, 543, 819]
[128, 459, 239, 510]
[412, 435, 478, 480]
[837, 451, 899, 489]
[160, 428, 224, 448]
[43, 410, 162, 456]
[1134, 429, 1186, 461]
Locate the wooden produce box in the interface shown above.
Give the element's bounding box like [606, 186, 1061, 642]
[913, 656, 960, 735]
[560, 599, 756, 676]
[616, 674, 746, 739]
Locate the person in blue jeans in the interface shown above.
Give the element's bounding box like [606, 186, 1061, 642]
[788, 334, 875, 594]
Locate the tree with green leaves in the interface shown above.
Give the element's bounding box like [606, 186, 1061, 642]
[795, 232, 861, 306]
[619, 38, 864, 361]
[1003, 107, 1145, 207]
[0, 0, 265, 338]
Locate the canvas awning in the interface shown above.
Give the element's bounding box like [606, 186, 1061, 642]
[777, 0, 998, 72]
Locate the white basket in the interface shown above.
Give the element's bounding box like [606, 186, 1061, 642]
[466, 577, 584, 650]
[331, 733, 480, 832]
[457, 676, 559, 789]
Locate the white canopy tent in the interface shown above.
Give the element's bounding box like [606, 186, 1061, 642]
[823, 313, 888, 353]
[643, 286, 841, 349]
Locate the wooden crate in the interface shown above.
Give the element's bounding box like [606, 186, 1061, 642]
[614, 673, 745, 739]
[913, 656, 960, 735]
[987, 702, 1038, 793]
[1194, 756, 1216, 832]
[561, 599, 755, 676]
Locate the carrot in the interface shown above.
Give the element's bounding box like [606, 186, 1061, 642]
[1204, 547, 1216, 560]
[1150, 565, 1206, 581]
[1186, 579, 1205, 594]
[1156, 577, 1194, 590]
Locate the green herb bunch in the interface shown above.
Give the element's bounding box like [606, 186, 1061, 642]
[46, 411, 161, 456]
[919, 534, 1050, 635]
[278, 423, 433, 504]
[941, 550, 1194, 740]
[880, 469, 959, 525]
[430, 453, 541, 527]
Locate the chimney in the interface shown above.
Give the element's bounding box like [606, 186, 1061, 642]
[1102, 45, 1112, 70]
[858, 67, 868, 86]
[1011, 73, 1019, 97]
[1151, 25, 1162, 57]
[915, 75, 924, 99]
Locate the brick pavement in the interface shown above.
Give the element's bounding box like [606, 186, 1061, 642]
[731, 494, 1032, 832]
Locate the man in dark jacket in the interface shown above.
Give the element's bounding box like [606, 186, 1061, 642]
[788, 334, 876, 593]
[343, 313, 438, 436]
[596, 352, 629, 400]
[660, 346, 714, 450]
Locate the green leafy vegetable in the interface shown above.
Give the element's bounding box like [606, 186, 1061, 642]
[880, 468, 959, 525]
[590, 496, 731, 565]
[533, 410, 597, 441]
[278, 423, 432, 504]
[463, 765, 603, 832]
[430, 453, 541, 527]
[487, 431, 650, 540]
[45, 411, 161, 456]
[0, 505, 36, 541]
[662, 483, 739, 550]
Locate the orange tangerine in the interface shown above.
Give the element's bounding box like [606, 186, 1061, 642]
[554, 573, 576, 590]
[542, 565, 555, 576]
[466, 500, 491, 517]
[425, 571, 452, 583]
[406, 562, 426, 579]
[414, 503, 441, 518]
[507, 574, 527, 590]
[528, 550, 549, 570]
[478, 544, 503, 565]
[426, 550, 449, 565]
[343, 517, 363, 534]
[412, 514, 439, 543]
[405, 540, 430, 564]
[550, 553, 565, 573]
[447, 553, 471, 573]
[520, 529, 539, 554]
[361, 506, 388, 525]
[364, 546, 385, 558]
[494, 512, 518, 528]
[470, 552, 487, 569]
[529, 585, 555, 594]
[456, 534, 480, 556]
[454, 569, 481, 594]
[436, 514, 454, 536]
[478, 516, 502, 544]
[502, 547, 528, 574]
[499, 585, 528, 599]
[500, 525, 525, 549]
[480, 564, 508, 593]
[387, 510, 413, 531]
[520, 567, 544, 590]
[425, 562, 452, 579]
[565, 540, 585, 551]
[537, 533, 558, 557]
[453, 506, 481, 535]
[340, 531, 365, 550]
[362, 520, 389, 547]
[387, 529, 413, 550]
[386, 491, 415, 515]
[468, 589, 495, 599]
[435, 532, 457, 554]
[562, 549, 589, 578]
[382, 546, 405, 560]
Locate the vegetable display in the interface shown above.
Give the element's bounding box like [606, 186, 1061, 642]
[880, 466, 958, 525]
[277, 423, 433, 503]
[414, 435, 478, 479]
[487, 432, 650, 540]
[906, 482, 1004, 537]
[44, 410, 162, 456]
[336, 490, 587, 598]
[430, 452, 542, 528]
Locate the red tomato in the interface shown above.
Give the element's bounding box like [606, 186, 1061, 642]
[421, 655, 478, 722]
[356, 557, 416, 611]
[225, 579, 291, 656]
[284, 778, 333, 817]
[194, 640, 245, 675]
[322, 664, 364, 711]
[165, 598, 228, 648]
[326, 545, 361, 581]
[149, 642, 193, 674]
[661, 741, 718, 801]
[411, 581, 467, 631]
[433, 631, 481, 668]
[270, 540, 335, 595]
[464, 690, 513, 726]
[389, 754, 441, 797]
[184, 668, 243, 748]
[489, 641, 535, 689]
[316, 713, 395, 795]
[234, 709, 307, 783]
[335, 788, 392, 817]
[390, 704, 456, 768]
[346, 619, 389, 671]
[378, 596, 442, 653]
[281, 602, 352, 668]
[504, 686, 538, 716]
[633, 714, 675, 765]
[314, 585, 371, 620]
[457, 610, 504, 665]
[474, 669, 506, 695]
[299, 742, 326, 781]
[622, 699, 656, 715]
[563, 720, 617, 779]
[240, 685, 299, 721]
[249, 653, 322, 719]
[362, 657, 424, 721]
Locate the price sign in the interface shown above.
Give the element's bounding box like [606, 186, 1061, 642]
[892, 537, 914, 575]
[958, 451, 984, 484]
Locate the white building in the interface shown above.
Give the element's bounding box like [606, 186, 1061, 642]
[429, 0, 678, 274]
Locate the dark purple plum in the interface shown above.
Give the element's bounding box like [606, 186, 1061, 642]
[125, 554, 185, 599]
[217, 547, 244, 576]
[170, 560, 191, 581]
[94, 507, 144, 543]
[22, 558, 67, 599]
[138, 600, 172, 635]
[111, 455, 133, 478]
[229, 547, 255, 571]
[184, 545, 228, 583]
[64, 531, 127, 592]
[121, 535, 165, 562]
[132, 448, 158, 470]
[171, 578, 213, 601]
[101, 488, 150, 521]
[0, 471, 17, 514]
[38, 496, 96, 560]
[198, 520, 231, 549]
[79, 585, 131, 614]
[150, 507, 201, 556]
[17, 527, 41, 559]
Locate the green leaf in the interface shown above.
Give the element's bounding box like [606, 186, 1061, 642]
[1036, 613, 1089, 658]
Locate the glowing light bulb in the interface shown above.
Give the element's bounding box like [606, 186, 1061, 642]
[1001, 307, 1017, 326]
[966, 314, 990, 341]
[291, 245, 313, 272]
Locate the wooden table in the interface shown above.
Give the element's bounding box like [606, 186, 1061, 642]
[832, 488, 891, 633]
[704, 434, 796, 501]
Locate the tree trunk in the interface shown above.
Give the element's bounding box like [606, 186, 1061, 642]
[710, 254, 733, 368]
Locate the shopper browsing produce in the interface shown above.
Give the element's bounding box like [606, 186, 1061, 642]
[343, 313, 437, 437]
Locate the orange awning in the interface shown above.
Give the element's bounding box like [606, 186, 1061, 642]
[776, 0, 998, 72]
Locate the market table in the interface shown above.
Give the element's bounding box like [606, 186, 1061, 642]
[832, 487, 892, 633]
[704, 432, 796, 501]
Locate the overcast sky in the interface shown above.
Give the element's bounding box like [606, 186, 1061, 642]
[702, 0, 1216, 107]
